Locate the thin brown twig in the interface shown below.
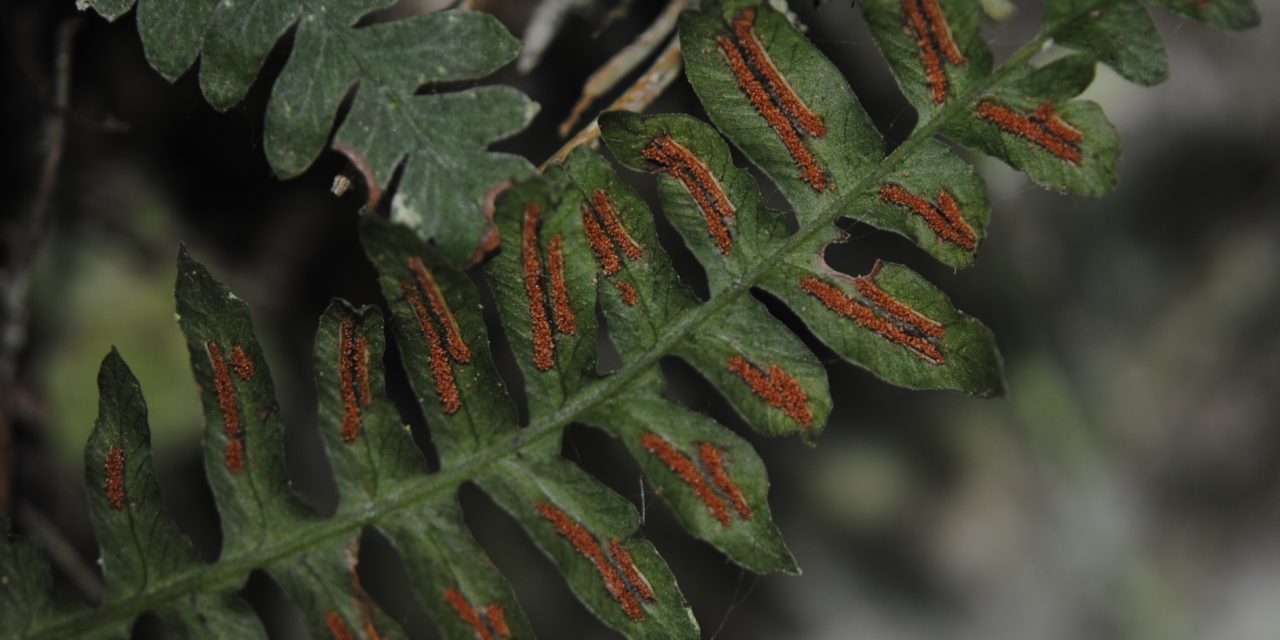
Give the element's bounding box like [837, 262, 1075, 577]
[558, 0, 686, 137]
[15, 18, 79, 271]
[542, 35, 683, 170]
[16, 503, 105, 603]
[518, 0, 593, 74]
[1, 17, 81, 517]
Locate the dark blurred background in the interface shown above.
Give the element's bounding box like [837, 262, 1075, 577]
[2, 0, 1278, 638]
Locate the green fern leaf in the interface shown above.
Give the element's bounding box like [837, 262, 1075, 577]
[3, 0, 1260, 638]
[76, 0, 538, 264]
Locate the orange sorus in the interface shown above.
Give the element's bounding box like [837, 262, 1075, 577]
[698, 443, 753, 521]
[642, 136, 736, 254]
[799, 277, 944, 363]
[716, 18, 828, 192]
[324, 612, 353, 640]
[522, 203, 556, 371]
[878, 183, 977, 250]
[728, 8, 827, 137]
[338, 316, 373, 444]
[407, 257, 470, 363]
[641, 432, 730, 526]
[224, 439, 245, 475]
[976, 101, 1084, 165]
[903, 0, 966, 104]
[230, 345, 255, 380]
[725, 356, 813, 428]
[609, 539, 657, 602]
[547, 235, 577, 336]
[535, 502, 648, 621]
[582, 201, 622, 276]
[105, 444, 126, 510]
[591, 191, 643, 260]
[614, 281, 639, 307]
[486, 603, 510, 639]
[444, 588, 497, 640]
[206, 340, 246, 472]
[853, 276, 946, 339]
[400, 282, 463, 415]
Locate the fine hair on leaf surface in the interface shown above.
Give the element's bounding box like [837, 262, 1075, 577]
[1, 0, 1259, 638]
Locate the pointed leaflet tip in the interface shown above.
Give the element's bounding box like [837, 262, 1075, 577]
[93, 349, 146, 514]
[1049, 1, 1168, 87]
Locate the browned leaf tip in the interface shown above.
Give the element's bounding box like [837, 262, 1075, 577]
[465, 180, 517, 267]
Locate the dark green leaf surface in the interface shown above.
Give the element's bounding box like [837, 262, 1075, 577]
[175, 248, 310, 552]
[361, 219, 521, 464]
[1, 520, 67, 638]
[601, 111, 1000, 396]
[311, 302, 424, 503]
[484, 159, 803, 571]
[1050, 0, 1168, 86]
[484, 177, 600, 419]
[362, 219, 698, 638]
[310, 301, 533, 640]
[78, 0, 537, 264]
[160, 589, 267, 640]
[13, 1, 1258, 638]
[680, 0, 884, 220]
[85, 351, 202, 603]
[596, 379, 797, 574]
[943, 56, 1120, 197]
[861, 0, 994, 118]
[1147, 0, 1260, 29]
[84, 351, 267, 637]
[479, 458, 698, 639]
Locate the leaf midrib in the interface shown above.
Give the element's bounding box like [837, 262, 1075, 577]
[30, 2, 1112, 634]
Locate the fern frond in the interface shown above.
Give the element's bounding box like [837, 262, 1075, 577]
[3, 0, 1258, 638]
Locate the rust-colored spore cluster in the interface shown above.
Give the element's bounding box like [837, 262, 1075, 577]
[338, 316, 373, 444]
[583, 190, 644, 277]
[642, 136, 736, 255]
[698, 443, 752, 520]
[640, 432, 754, 526]
[642, 433, 730, 525]
[402, 257, 470, 415]
[608, 540, 656, 602]
[230, 345, 255, 380]
[522, 203, 577, 372]
[105, 444, 126, 510]
[853, 277, 945, 338]
[444, 588, 512, 640]
[486, 604, 510, 638]
[324, 612, 353, 640]
[879, 184, 977, 250]
[548, 236, 576, 336]
[410, 257, 471, 363]
[976, 101, 1084, 165]
[207, 340, 246, 473]
[726, 356, 813, 428]
[614, 281, 639, 307]
[583, 190, 644, 309]
[903, 0, 966, 105]
[535, 502, 656, 621]
[799, 276, 946, 363]
[523, 203, 555, 371]
[731, 9, 826, 137]
[718, 8, 829, 191]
